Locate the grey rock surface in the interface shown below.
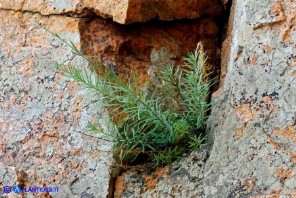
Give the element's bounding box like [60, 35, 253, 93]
[0, 10, 113, 198]
[115, 149, 210, 198]
[205, 0, 296, 197]
[0, 0, 295, 197]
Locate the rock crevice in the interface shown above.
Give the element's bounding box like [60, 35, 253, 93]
[4, 0, 293, 197]
[0, 1, 225, 198]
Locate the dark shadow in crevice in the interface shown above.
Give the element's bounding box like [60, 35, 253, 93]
[77, 2, 232, 196]
[212, 0, 233, 93]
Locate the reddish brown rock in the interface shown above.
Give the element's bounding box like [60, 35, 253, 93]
[0, 0, 223, 24]
[123, 0, 223, 24]
[80, 17, 220, 84]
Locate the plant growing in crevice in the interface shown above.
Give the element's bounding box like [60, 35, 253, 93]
[54, 33, 213, 167]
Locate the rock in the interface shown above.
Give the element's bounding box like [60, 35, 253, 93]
[80, 17, 219, 85]
[116, 149, 210, 198]
[205, 0, 296, 197]
[0, 0, 223, 197]
[6, 0, 295, 197]
[0, 0, 223, 24]
[0, 10, 113, 198]
[109, 0, 296, 197]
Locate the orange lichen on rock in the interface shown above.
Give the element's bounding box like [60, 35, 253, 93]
[70, 148, 83, 155]
[261, 45, 273, 53]
[270, 0, 296, 44]
[69, 95, 83, 125]
[262, 96, 272, 104]
[267, 135, 281, 151]
[292, 58, 296, 67]
[267, 135, 296, 166]
[236, 104, 256, 122]
[279, 1, 296, 44]
[234, 122, 247, 140]
[267, 190, 281, 198]
[144, 175, 158, 190]
[292, 71, 296, 78]
[253, 1, 295, 44]
[273, 126, 296, 144]
[274, 169, 294, 181]
[290, 153, 296, 164]
[271, 0, 285, 19]
[143, 166, 170, 190]
[290, 190, 296, 197]
[244, 178, 256, 193]
[234, 104, 258, 140]
[248, 53, 257, 65]
[66, 81, 80, 96]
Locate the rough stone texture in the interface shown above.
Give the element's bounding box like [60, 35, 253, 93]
[205, 0, 296, 197]
[0, 0, 223, 24]
[0, 0, 224, 196]
[0, 10, 113, 198]
[80, 17, 219, 86]
[6, 0, 294, 197]
[114, 0, 296, 197]
[114, 149, 210, 198]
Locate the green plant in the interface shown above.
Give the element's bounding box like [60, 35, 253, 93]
[54, 33, 213, 167]
[152, 147, 185, 167]
[189, 135, 206, 150]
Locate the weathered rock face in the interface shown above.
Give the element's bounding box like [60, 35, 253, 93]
[115, 149, 210, 198]
[0, 10, 113, 198]
[205, 0, 296, 196]
[0, 1, 223, 198]
[80, 17, 219, 85]
[114, 0, 296, 197]
[2, 0, 294, 197]
[0, 0, 223, 24]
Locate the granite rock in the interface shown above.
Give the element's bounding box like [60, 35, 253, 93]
[205, 0, 296, 196]
[0, 10, 114, 198]
[114, 149, 210, 198]
[2, 0, 293, 197]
